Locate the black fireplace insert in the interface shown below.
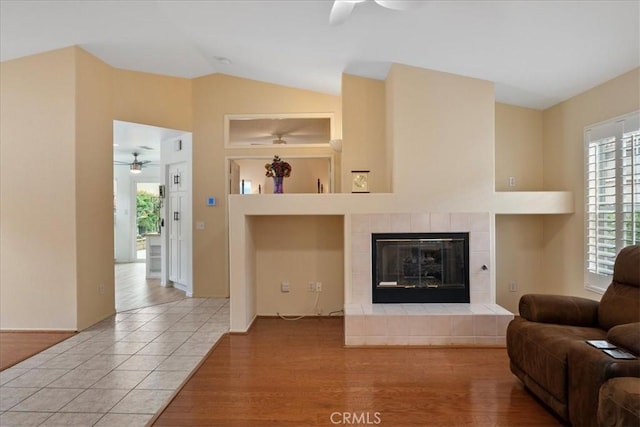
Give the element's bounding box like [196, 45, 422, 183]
[372, 232, 470, 303]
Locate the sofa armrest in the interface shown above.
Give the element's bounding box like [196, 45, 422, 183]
[519, 294, 599, 326]
[568, 342, 640, 427]
[607, 322, 640, 355]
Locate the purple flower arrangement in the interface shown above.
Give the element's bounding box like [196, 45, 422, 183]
[265, 155, 292, 178]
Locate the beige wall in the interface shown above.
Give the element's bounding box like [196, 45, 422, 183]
[541, 68, 640, 298]
[112, 69, 192, 132]
[341, 74, 388, 193]
[493, 71, 639, 309]
[495, 215, 544, 313]
[494, 103, 545, 313]
[3, 43, 635, 330]
[75, 48, 116, 330]
[191, 74, 341, 298]
[1, 48, 79, 329]
[254, 215, 344, 316]
[495, 103, 543, 191]
[386, 64, 495, 198]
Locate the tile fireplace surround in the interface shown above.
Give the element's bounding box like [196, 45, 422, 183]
[345, 212, 513, 347]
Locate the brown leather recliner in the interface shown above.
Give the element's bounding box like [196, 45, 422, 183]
[506, 245, 640, 426]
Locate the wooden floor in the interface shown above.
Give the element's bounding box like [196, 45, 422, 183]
[0, 332, 75, 371]
[154, 317, 563, 427]
[115, 262, 185, 312]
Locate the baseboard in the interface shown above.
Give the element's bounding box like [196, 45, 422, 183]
[0, 329, 77, 333]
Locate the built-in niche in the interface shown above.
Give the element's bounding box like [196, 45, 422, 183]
[224, 113, 335, 148]
[228, 156, 334, 194]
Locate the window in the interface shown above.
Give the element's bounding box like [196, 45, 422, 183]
[240, 179, 252, 195]
[584, 111, 640, 292]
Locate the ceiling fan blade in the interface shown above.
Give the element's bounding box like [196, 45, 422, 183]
[374, 0, 419, 11]
[272, 124, 302, 136]
[330, 0, 360, 26]
[238, 135, 278, 143]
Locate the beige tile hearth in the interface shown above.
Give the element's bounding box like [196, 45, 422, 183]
[344, 303, 513, 347]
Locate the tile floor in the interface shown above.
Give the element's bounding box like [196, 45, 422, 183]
[0, 298, 229, 426]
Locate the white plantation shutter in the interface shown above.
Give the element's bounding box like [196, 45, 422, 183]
[584, 112, 640, 293]
[621, 132, 640, 246]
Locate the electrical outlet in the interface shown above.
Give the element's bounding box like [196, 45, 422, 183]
[308, 281, 315, 292]
[509, 281, 517, 292]
[98, 283, 105, 295]
[509, 176, 516, 187]
[281, 281, 290, 293]
[316, 282, 322, 292]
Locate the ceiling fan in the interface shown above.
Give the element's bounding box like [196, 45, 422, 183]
[114, 152, 152, 174]
[272, 134, 287, 145]
[330, 0, 419, 25]
[249, 134, 288, 146]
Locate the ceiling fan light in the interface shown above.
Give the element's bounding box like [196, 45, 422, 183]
[130, 163, 142, 174]
[329, 0, 358, 26]
[374, 0, 419, 11]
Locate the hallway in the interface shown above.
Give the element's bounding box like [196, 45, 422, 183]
[115, 263, 185, 312]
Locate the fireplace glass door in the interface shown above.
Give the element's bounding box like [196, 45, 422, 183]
[372, 233, 470, 303]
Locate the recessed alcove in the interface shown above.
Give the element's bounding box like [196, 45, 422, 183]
[228, 192, 572, 345]
[249, 215, 344, 316]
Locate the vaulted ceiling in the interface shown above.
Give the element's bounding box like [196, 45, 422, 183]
[1, 0, 638, 110]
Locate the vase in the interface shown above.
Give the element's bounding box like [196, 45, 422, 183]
[273, 176, 284, 193]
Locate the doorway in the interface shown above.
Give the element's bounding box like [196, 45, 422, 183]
[113, 120, 193, 311]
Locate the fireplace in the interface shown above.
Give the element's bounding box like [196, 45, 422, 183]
[372, 232, 470, 303]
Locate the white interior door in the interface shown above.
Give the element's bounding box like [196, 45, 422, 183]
[167, 163, 189, 286]
[168, 190, 180, 283]
[161, 135, 193, 296]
